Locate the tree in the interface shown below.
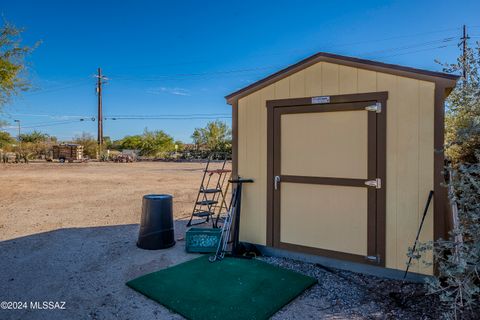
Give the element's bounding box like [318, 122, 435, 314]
[174, 140, 185, 152]
[412, 40, 480, 318]
[103, 136, 113, 149]
[72, 132, 97, 158]
[117, 135, 143, 150]
[440, 41, 480, 164]
[13, 130, 56, 159]
[139, 129, 175, 156]
[191, 120, 232, 153]
[0, 131, 14, 149]
[19, 130, 50, 143]
[0, 20, 37, 110]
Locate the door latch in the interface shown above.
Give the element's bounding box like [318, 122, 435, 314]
[365, 102, 382, 113]
[274, 176, 281, 190]
[364, 178, 381, 189]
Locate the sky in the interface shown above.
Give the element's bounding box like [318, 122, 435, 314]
[1, 0, 479, 142]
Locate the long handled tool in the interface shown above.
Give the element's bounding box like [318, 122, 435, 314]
[403, 190, 434, 279]
[387, 190, 435, 304]
[209, 178, 253, 262]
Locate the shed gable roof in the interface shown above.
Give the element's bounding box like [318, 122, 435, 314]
[225, 52, 459, 104]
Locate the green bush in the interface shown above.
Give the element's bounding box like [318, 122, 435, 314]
[412, 41, 480, 319]
[191, 120, 232, 154]
[0, 131, 15, 150]
[72, 132, 98, 159]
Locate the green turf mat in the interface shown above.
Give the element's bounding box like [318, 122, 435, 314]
[126, 256, 317, 320]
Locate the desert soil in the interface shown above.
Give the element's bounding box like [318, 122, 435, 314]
[0, 161, 219, 241]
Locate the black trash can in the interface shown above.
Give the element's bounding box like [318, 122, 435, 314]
[137, 194, 176, 250]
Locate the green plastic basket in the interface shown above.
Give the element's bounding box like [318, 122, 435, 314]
[185, 228, 222, 253]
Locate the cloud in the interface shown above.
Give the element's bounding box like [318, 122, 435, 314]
[146, 87, 191, 96]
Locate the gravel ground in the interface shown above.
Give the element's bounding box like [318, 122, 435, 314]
[261, 256, 444, 320]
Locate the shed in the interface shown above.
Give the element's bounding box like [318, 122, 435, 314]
[225, 52, 459, 276]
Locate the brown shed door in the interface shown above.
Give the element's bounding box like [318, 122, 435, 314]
[272, 101, 385, 266]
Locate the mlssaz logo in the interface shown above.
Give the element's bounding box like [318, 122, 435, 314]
[30, 301, 66, 310]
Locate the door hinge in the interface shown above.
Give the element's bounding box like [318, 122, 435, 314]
[365, 255, 381, 263]
[364, 178, 381, 189]
[365, 102, 382, 113]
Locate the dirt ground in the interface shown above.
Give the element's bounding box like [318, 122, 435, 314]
[0, 161, 222, 320]
[0, 161, 216, 241]
[0, 162, 447, 319]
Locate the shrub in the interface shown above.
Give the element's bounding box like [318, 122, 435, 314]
[412, 40, 480, 319]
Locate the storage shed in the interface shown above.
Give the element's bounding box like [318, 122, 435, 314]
[225, 52, 458, 276]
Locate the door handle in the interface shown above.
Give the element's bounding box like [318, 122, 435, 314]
[274, 176, 281, 190]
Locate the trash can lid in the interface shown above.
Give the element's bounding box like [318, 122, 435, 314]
[143, 194, 173, 200]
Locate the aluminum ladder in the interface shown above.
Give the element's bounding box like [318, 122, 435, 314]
[187, 153, 231, 227]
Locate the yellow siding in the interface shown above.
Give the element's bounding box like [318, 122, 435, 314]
[358, 69, 377, 92]
[396, 77, 421, 272]
[376, 73, 399, 270]
[418, 81, 435, 275]
[321, 62, 339, 95]
[236, 61, 436, 275]
[281, 111, 368, 179]
[305, 63, 323, 96]
[274, 77, 290, 99]
[281, 183, 368, 255]
[289, 70, 306, 97]
[338, 65, 358, 94]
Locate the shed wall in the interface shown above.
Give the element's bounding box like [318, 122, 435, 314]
[237, 61, 435, 275]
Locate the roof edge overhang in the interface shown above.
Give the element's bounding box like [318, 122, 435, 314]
[225, 52, 460, 104]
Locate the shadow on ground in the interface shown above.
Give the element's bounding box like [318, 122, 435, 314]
[1, 219, 443, 320]
[0, 220, 196, 320]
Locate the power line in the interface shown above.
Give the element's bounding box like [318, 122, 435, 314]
[317, 27, 461, 51]
[111, 36, 462, 83]
[109, 27, 462, 70]
[253, 27, 461, 59]
[361, 37, 455, 57]
[106, 113, 230, 117]
[105, 116, 231, 120]
[4, 113, 93, 119]
[22, 79, 91, 97]
[22, 120, 91, 129]
[2, 118, 94, 130]
[109, 65, 280, 81]
[376, 44, 456, 59]
[2, 117, 94, 127]
[4, 27, 466, 138]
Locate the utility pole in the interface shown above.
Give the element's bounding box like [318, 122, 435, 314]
[461, 24, 469, 80]
[95, 68, 107, 150]
[13, 119, 20, 140]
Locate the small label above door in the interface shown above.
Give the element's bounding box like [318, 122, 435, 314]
[311, 96, 330, 104]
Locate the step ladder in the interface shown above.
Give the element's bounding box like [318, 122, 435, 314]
[187, 153, 231, 228]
